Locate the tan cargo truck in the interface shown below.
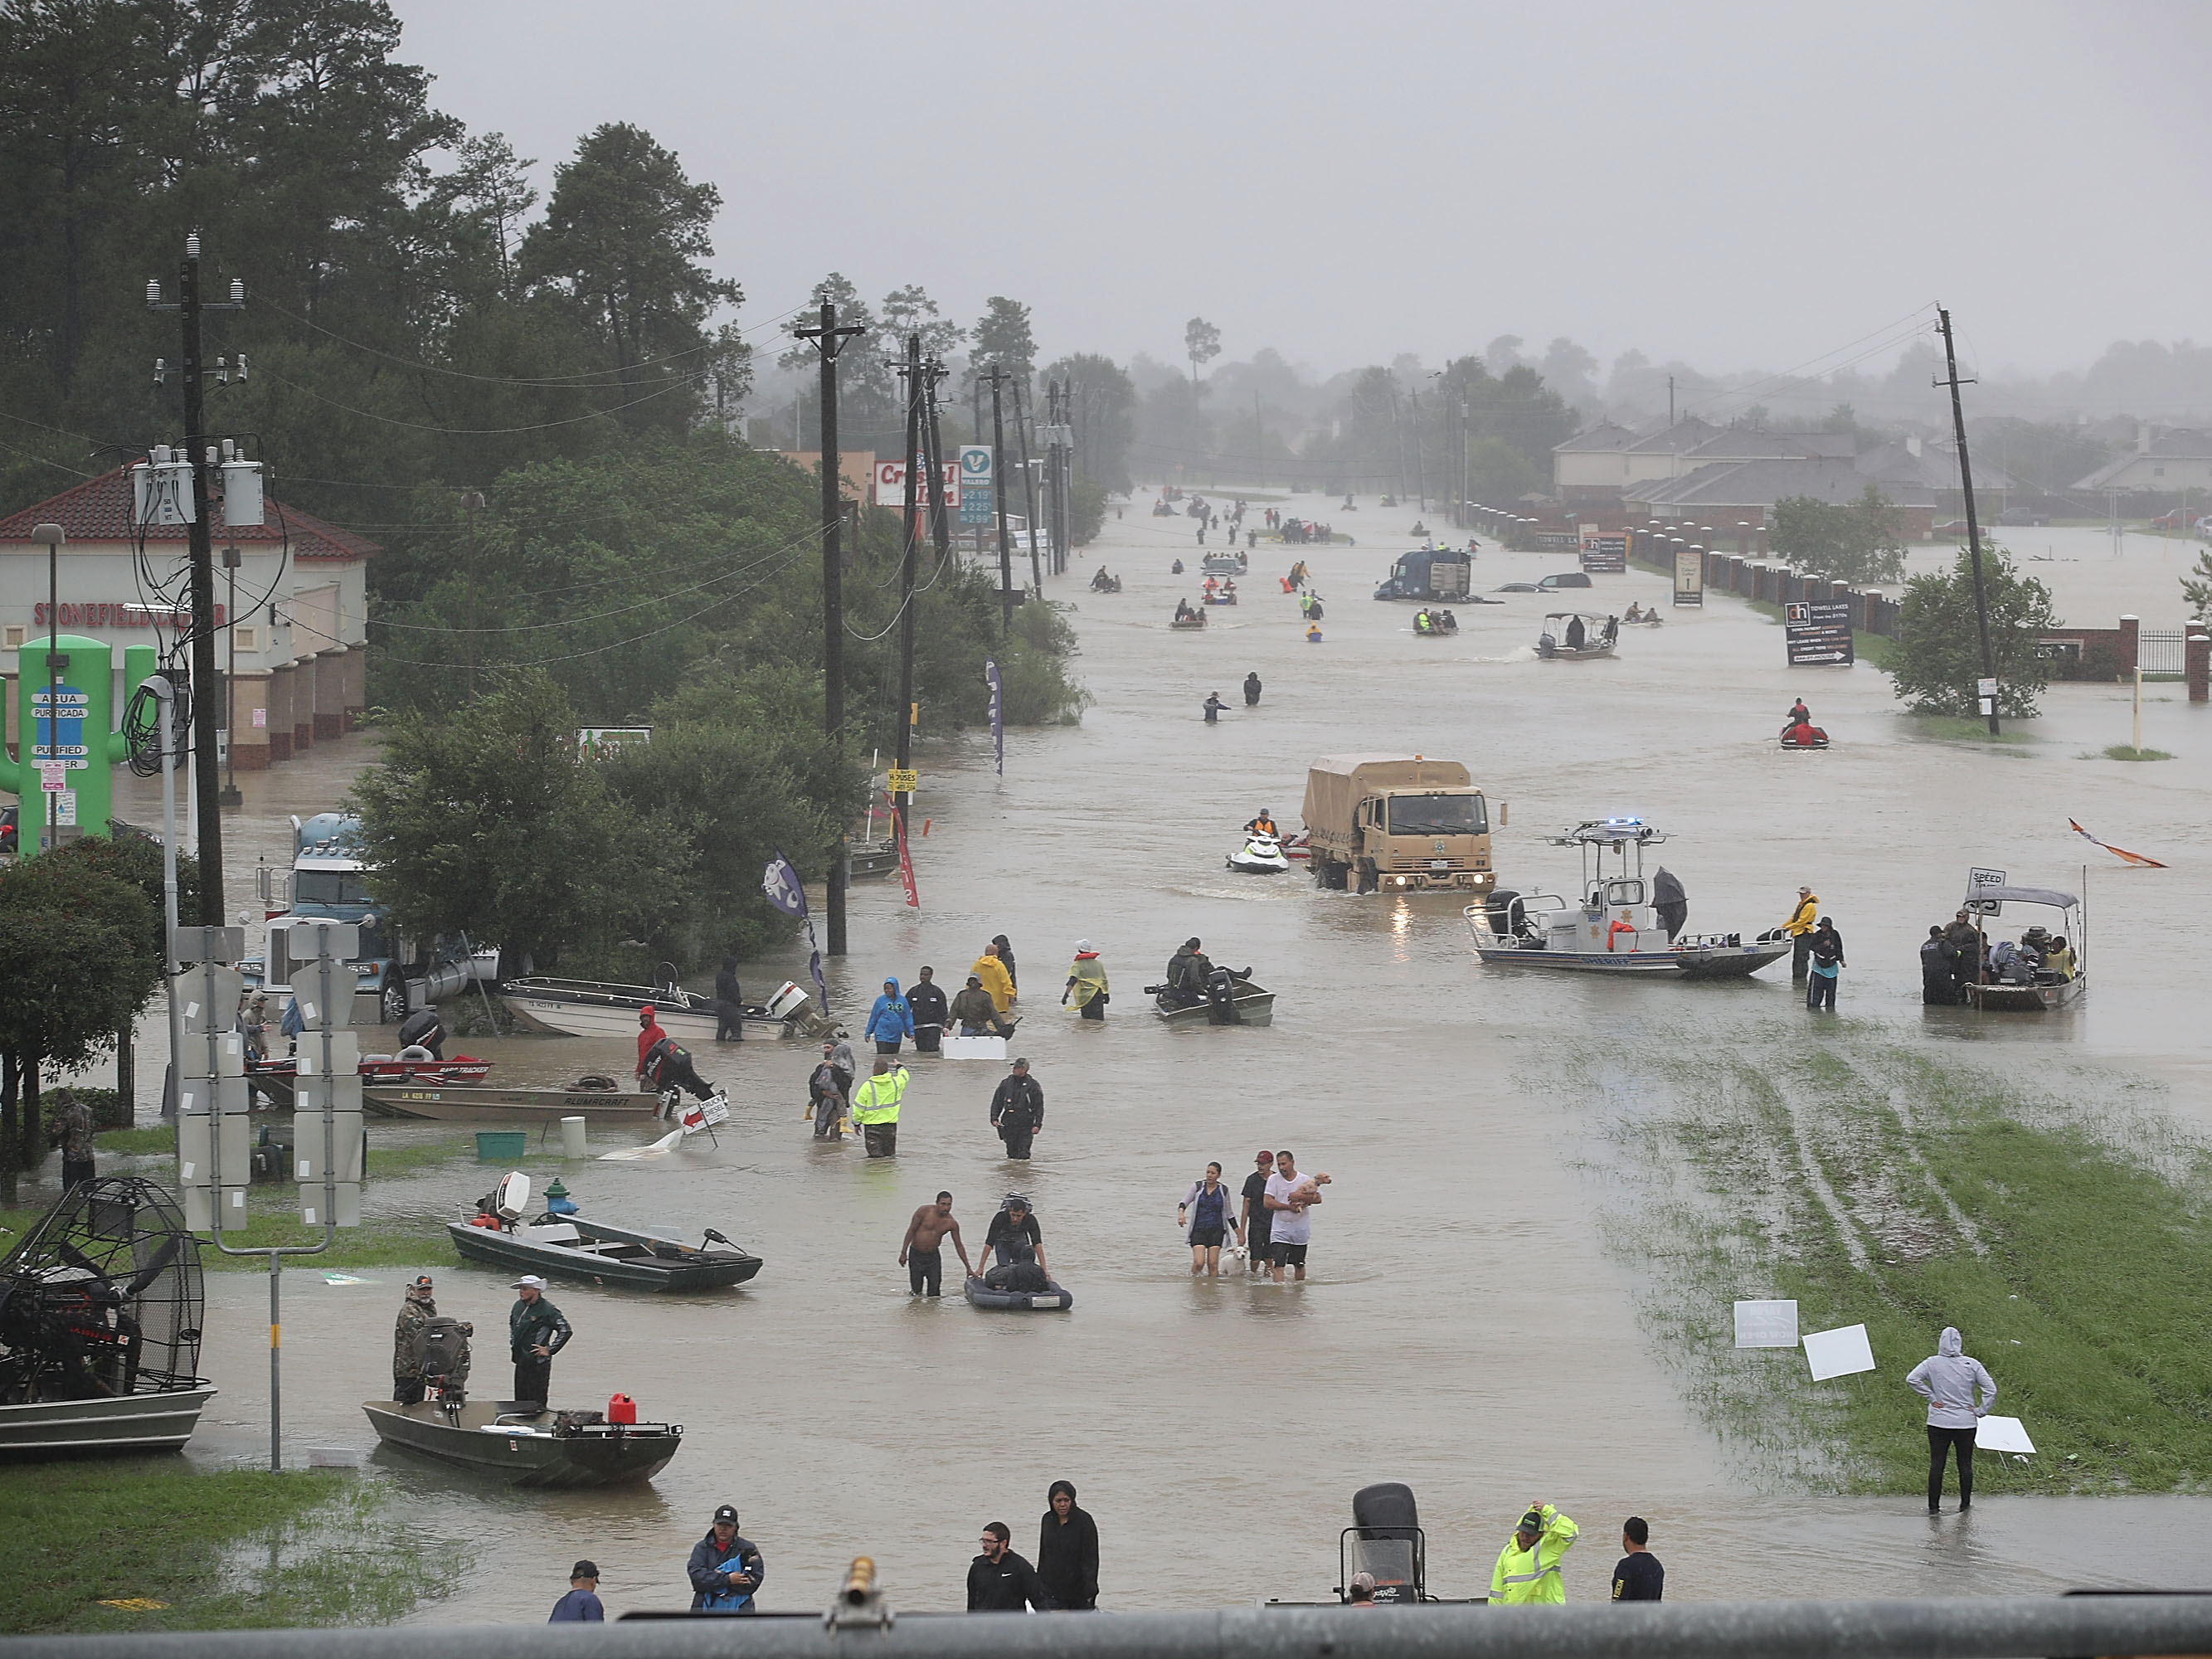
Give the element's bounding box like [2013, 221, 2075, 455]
[1300, 755, 1495, 893]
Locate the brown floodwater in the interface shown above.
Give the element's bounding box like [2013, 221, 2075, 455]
[80, 505, 2212, 1618]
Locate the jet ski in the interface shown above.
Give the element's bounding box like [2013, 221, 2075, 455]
[1227, 832, 1293, 875]
[1779, 723, 1830, 750]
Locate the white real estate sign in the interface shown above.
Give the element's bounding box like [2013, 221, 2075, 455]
[1801, 1323, 1876, 1381]
[1734, 1300, 1800, 1348]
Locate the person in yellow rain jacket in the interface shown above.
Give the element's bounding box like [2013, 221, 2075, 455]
[848, 1059, 909, 1160]
[970, 945, 1017, 1014]
[1490, 1502, 1578, 1604]
[1782, 884, 1819, 984]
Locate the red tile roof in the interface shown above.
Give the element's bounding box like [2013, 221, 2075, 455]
[0, 466, 378, 561]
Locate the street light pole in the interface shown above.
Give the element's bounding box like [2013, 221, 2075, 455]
[217, 543, 241, 806]
[31, 523, 64, 851]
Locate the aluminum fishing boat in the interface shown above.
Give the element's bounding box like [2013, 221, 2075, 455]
[1536, 611, 1618, 660]
[501, 973, 832, 1041]
[362, 1398, 682, 1487]
[1959, 877, 2088, 1012]
[447, 1213, 763, 1292]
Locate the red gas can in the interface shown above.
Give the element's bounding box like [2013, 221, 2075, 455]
[607, 1393, 638, 1425]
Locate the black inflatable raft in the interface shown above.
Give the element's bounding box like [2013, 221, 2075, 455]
[964, 1275, 1073, 1311]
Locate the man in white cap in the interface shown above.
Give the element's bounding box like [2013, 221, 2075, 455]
[508, 1275, 571, 1408]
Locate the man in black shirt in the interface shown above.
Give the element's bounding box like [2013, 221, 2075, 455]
[1611, 1515, 1663, 1601]
[980, 1197, 1049, 1290]
[713, 956, 744, 1042]
[989, 1059, 1045, 1160]
[1239, 1151, 1275, 1277]
[968, 1521, 1055, 1611]
[907, 966, 948, 1053]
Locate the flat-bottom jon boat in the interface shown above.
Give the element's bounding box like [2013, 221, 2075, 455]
[501, 974, 836, 1042]
[446, 1214, 763, 1292]
[363, 1398, 682, 1486]
[1150, 976, 1276, 1027]
[365, 1083, 659, 1121]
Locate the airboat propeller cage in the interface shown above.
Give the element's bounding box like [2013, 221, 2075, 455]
[493, 1171, 532, 1222]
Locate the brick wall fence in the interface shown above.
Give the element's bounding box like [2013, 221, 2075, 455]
[1621, 529, 2209, 701]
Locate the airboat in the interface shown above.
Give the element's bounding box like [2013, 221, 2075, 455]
[0, 1178, 216, 1456]
[1464, 818, 1791, 979]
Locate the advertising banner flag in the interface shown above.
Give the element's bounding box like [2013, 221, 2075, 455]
[764, 852, 829, 1002]
[893, 793, 920, 910]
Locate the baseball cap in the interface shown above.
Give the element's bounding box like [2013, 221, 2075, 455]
[713, 1504, 739, 1525]
[1011, 1057, 1028, 1068]
[511, 1274, 547, 1290]
[1256, 1149, 1273, 1162]
[571, 1559, 599, 1580]
[966, 973, 981, 983]
[1519, 1508, 1545, 1532]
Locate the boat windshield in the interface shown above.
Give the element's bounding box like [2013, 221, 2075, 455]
[1388, 795, 1488, 836]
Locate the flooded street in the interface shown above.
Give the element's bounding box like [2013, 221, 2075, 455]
[108, 504, 2212, 1615]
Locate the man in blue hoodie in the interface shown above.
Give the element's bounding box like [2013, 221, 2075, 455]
[865, 978, 913, 1056]
[1907, 1326, 1997, 1512]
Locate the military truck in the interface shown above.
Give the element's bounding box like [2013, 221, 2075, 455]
[1300, 756, 1495, 893]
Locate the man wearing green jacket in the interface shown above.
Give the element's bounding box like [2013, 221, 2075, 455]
[508, 1275, 571, 1408]
[1490, 1502, 1578, 1604]
[849, 1058, 910, 1159]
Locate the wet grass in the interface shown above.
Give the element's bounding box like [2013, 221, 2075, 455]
[0, 1461, 450, 1632]
[95, 1126, 176, 1155]
[2098, 745, 2175, 761]
[1902, 714, 2040, 745]
[1582, 1037, 2212, 1495]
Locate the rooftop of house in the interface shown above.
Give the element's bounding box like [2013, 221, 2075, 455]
[1627, 457, 1935, 513]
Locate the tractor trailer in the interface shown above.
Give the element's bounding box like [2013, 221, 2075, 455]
[1300, 755, 1495, 893]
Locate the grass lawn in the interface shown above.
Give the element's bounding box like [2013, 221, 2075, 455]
[0, 1460, 446, 1632]
[1901, 713, 2040, 746]
[1582, 1036, 2212, 1494]
[2098, 744, 2175, 761]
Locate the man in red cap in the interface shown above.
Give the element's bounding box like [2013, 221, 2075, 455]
[636, 1005, 668, 1081]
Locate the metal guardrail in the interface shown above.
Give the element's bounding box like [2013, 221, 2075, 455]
[7, 1597, 2212, 1659]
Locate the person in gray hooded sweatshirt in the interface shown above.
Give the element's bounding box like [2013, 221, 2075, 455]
[1906, 1326, 1996, 1512]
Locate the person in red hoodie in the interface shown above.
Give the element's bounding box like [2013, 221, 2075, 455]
[636, 1006, 668, 1081]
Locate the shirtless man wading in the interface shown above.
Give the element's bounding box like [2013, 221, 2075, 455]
[900, 1192, 975, 1297]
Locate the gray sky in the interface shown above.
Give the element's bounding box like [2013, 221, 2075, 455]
[391, 0, 2210, 382]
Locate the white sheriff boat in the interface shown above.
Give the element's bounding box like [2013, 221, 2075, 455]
[1464, 818, 1791, 979]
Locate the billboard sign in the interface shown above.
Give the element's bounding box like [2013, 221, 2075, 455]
[1785, 599, 1854, 666]
[873, 459, 960, 508]
[1578, 532, 1628, 572]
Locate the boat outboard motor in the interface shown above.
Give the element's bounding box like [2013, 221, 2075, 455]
[415, 1316, 474, 1408]
[1653, 867, 1689, 941]
[1484, 888, 1527, 940]
[1203, 966, 1245, 1026]
[396, 1006, 445, 1060]
[1348, 1481, 1425, 1603]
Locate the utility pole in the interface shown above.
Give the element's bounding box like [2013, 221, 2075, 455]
[896, 335, 921, 845]
[1013, 374, 1043, 595]
[984, 363, 1014, 631]
[1410, 389, 1428, 514]
[1936, 306, 2001, 737]
[461, 490, 484, 699]
[921, 358, 953, 563]
[147, 232, 243, 926]
[1668, 375, 1676, 428]
[217, 543, 241, 806]
[793, 299, 866, 956]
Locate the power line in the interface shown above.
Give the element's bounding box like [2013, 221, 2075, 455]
[255, 363, 712, 435]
